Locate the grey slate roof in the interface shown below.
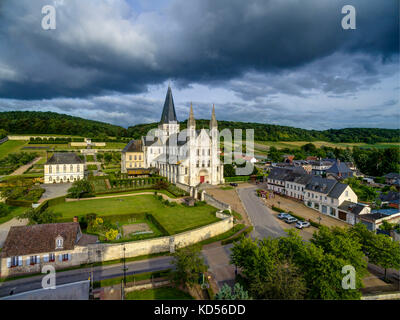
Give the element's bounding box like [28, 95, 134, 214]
[326, 161, 353, 174]
[160, 86, 177, 124]
[268, 167, 311, 185]
[338, 201, 366, 216]
[46, 152, 83, 165]
[384, 172, 400, 179]
[143, 136, 163, 147]
[305, 176, 335, 194]
[122, 139, 143, 153]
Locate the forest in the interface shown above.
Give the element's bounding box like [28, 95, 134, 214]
[0, 111, 399, 144]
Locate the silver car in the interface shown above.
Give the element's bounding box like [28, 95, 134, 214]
[284, 216, 298, 224]
[295, 221, 310, 229]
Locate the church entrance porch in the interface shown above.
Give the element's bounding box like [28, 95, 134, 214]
[198, 169, 209, 184]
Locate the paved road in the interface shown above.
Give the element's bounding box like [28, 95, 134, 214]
[0, 255, 173, 298]
[40, 183, 72, 202]
[237, 186, 286, 239]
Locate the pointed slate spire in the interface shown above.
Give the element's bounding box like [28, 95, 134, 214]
[210, 104, 218, 128]
[188, 102, 196, 128]
[160, 85, 177, 124]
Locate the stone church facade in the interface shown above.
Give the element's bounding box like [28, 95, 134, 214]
[142, 86, 224, 187]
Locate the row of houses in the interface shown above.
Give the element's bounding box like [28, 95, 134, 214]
[266, 167, 400, 230]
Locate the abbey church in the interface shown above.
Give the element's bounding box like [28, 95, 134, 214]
[121, 86, 224, 187]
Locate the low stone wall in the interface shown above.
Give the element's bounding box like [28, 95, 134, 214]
[204, 193, 231, 213]
[361, 291, 400, 300]
[124, 280, 170, 293]
[1, 216, 234, 278]
[175, 182, 191, 193]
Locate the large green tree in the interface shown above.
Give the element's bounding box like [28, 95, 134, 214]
[170, 245, 208, 288]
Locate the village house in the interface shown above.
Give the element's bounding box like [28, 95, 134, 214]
[44, 152, 84, 184]
[325, 160, 354, 179]
[266, 167, 308, 195]
[303, 176, 357, 220]
[359, 209, 400, 232]
[384, 172, 400, 186]
[1, 222, 97, 278]
[121, 139, 151, 176]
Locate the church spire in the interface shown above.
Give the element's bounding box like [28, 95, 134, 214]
[188, 102, 196, 128]
[160, 86, 177, 124]
[210, 104, 217, 128]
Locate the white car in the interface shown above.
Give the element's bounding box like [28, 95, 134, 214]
[277, 212, 291, 220]
[295, 221, 310, 229]
[284, 216, 298, 224]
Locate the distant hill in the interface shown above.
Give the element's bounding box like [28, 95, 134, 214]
[127, 119, 400, 144]
[0, 111, 128, 138]
[0, 111, 398, 144]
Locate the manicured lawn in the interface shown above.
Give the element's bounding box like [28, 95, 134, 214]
[0, 141, 27, 159]
[0, 206, 27, 224]
[51, 194, 219, 234]
[125, 287, 193, 300]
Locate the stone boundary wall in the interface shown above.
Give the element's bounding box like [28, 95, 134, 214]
[8, 135, 65, 140]
[361, 291, 400, 300]
[204, 193, 231, 213]
[1, 216, 233, 278]
[124, 280, 170, 293]
[175, 182, 191, 193]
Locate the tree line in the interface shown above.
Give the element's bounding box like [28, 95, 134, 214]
[1, 111, 397, 144]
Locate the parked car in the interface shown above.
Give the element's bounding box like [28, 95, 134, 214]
[284, 216, 298, 224]
[295, 221, 310, 229]
[277, 212, 291, 220]
[230, 183, 238, 187]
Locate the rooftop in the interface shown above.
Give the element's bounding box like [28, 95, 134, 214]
[46, 152, 83, 165]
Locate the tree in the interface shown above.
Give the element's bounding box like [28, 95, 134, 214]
[0, 203, 10, 218]
[223, 164, 235, 177]
[230, 236, 307, 299]
[215, 283, 250, 300]
[367, 234, 400, 281]
[67, 179, 94, 198]
[170, 245, 208, 288]
[19, 208, 61, 225]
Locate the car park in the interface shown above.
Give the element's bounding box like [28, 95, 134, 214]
[295, 221, 310, 229]
[284, 216, 298, 224]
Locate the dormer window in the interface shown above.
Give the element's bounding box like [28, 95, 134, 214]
[56, 236, 64, 249]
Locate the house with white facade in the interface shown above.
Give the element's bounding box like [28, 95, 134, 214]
[303, 176, 358, 220]
[44, 153, 84, 184]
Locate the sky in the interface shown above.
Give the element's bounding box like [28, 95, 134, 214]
[0, 0, 398, 130]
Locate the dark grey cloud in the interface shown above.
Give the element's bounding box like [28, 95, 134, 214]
[0, 0, 398, 100]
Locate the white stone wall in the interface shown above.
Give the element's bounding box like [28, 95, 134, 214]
[1, 217, 233, 278]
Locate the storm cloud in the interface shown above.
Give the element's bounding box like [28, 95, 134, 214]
[0, 0, 398, 129]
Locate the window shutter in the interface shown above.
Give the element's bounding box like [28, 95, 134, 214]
[37, 256, 40, 263]
[7, 258, 11, 268]
[26, 257, 30, 265]
[43, 254, 49, 263]
[59, 254, 63, 262]
[18, 256, 22, 266]
[68, 253, 71, 261]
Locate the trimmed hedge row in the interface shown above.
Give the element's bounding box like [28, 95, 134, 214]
[5, 199, 33, 207]
[145, 213, 170, 236]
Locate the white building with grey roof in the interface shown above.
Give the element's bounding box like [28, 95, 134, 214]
[44, 152, 84, 184]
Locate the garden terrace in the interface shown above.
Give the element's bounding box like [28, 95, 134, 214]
[50, 194, 220, 236]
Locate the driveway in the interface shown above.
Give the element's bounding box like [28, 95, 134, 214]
[39, 183, 72, 202]
[237, 186, 286, 240]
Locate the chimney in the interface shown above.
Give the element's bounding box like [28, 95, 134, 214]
[73, 216, 78, 223]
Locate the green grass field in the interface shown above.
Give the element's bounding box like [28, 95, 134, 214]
[51, 194, 219, 235]
[0, 206, 27, 224]
[0, 141, 28, 159]
[125, 287, 193, 300]
[255, 140, 400, 150]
